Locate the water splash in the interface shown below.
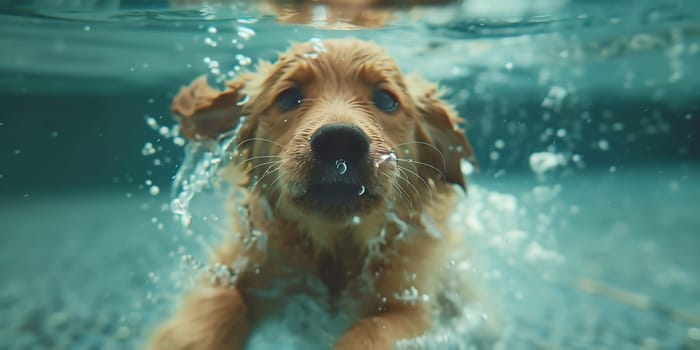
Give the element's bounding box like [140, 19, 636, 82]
[376, 151, 397, 168]
[169, 124, 243, 231]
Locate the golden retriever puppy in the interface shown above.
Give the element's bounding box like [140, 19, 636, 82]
[150, 38, 475, 350]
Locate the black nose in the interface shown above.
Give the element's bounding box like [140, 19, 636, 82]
[310, 124, 370, 163]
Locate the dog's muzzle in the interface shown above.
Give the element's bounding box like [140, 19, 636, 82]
[306, 123, 370, 204]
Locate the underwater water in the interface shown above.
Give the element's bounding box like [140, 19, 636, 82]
[1, 0, 699, 349]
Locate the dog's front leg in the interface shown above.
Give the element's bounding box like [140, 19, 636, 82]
[148, 285, 249, 350]
[334, 302, 429, 350]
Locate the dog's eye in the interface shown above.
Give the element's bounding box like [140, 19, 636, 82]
[373, 89, 399, 113]
[277, 87, 303, 111]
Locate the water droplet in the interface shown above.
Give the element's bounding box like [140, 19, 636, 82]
[358, 185, 366, 196]
[236, 94, 249, 106]
[336, 159, 347, 175]
[149, 185, 160, 196]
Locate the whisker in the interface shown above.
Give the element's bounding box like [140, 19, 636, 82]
[394, 141, 447, 173]
[242, 160, 283, 177]
[233, 137, 285, 154]
[397, 158, 446, 181]
[397, 164, 434, 204]
[264, 172, 284, 197]
[252, 164, 281, 190]
[397, 168, 424, 210]
[234, 155, 282, 170]
[377, 170, 406, 211]
[392, 180, 413, 213]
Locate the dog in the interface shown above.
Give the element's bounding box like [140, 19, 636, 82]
[150, 38, 475, 350]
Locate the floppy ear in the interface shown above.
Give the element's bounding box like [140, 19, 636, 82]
[171, 76, 253, 141]
[412, 82, 475, 190]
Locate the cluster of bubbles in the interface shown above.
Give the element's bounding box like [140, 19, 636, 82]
[200, 19, 257, 84]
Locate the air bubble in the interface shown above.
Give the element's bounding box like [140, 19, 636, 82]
[235, 54, 252, 66]
[237, 26, 255, 40]
[204, 37, 217, 47]
[529, 152, 567, 175]
[460, 159, 475, 175]
[236, 95, 249, 106]
[142, 142, 156, 156]
[358, 185, 366, 196]
[376, 152, 397, 167]
[352, 216, 361, 225]
[336, 159, 347, 175]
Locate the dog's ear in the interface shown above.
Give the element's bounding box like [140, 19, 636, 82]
[171, 76, 254, 141]
[412, 81, 475, 190]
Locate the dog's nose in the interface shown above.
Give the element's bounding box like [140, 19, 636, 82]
[310, 124, 370, 163]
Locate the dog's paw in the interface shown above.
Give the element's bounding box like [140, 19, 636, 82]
[148, 287, 249, 350]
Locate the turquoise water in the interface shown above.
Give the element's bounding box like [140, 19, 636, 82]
[1, 1, 699, 349]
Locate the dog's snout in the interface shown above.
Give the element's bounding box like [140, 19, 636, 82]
[310, 124, 370, 163]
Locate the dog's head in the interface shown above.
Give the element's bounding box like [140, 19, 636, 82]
[173, 39, 473, 224]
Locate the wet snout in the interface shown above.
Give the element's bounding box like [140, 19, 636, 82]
[307, 123, 370, 203]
